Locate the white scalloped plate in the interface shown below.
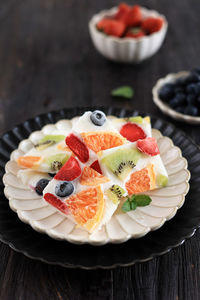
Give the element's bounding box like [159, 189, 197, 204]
[3, 116, 190, 245]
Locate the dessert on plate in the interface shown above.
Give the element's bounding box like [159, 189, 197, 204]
[15, 110, 168, 234]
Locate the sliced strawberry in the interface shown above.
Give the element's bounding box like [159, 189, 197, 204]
[90, 160, 102, 175]
[96, 19, 126, 37]
[55, 156, 81, 181]
[121, 5, 142, 27]
[120, 123, 146, 142]
[141, 17, 164, 34]
[44, 193, 69, 215]
[65, 133, 89, 163]
[115, 3, 131, 20]
[136, 137, 160, 156]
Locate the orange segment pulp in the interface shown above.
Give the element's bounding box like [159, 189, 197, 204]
[81, 131, 125, 153]
[66, 186, 104, 232]
[57, 141, 71, 152]
[80, 166, 109, 186]
[17, 156, 41, 169]
[125, 164, 156, 195]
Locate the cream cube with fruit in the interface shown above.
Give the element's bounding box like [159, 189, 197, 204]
[15, 110, 168, 234]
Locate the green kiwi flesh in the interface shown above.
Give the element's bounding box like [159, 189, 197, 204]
[101, 148, 141, 180]
[106, 185, 125, 204]
[45, 153, 69, 172]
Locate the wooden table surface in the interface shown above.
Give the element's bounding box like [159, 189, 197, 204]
[1, 0, 200, 299]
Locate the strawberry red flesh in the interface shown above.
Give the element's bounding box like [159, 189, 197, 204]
[44, 193, 69, 215]
[65, 133, 89, 163]
[55, 156, 81, 181]
[120, 123, 146, 142]
[136, 137, 160, 156]
[90, 160, 102, 175]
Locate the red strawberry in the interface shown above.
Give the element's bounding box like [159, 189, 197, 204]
[65, 133, 89, 163]
[96, 18, 126, 37]
[90, 160, 102, 175]
[44, 193, 69, 215]
[55, 156, 81, 181]
[141, 17, 164, 34]
[136, 137, 160, 156]
[120, 123, 146, 142]
[121, 5, 142, 27]
[115, 3, 131, 20]
[125, 27, 145, 38]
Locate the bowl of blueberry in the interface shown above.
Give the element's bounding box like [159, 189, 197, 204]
[152, 69, 200, 124]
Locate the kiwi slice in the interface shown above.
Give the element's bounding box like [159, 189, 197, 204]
[127, 116, 143, 124]
[35, 135, 65, 150]
[101, 148, 141, 180]
[106, 185, 125, 204]
[45, 153, 69, 172]
[35, 140, 55, 151]
[156, 174, 168, 187]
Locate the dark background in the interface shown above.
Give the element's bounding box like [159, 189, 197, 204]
[0, 0, 200, 299]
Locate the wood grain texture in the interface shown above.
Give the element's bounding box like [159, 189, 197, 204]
[0, 0, 200, 299]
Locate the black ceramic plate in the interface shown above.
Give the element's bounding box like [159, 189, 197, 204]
[1, 107, 200, 269]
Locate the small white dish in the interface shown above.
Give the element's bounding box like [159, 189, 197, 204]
[153, 71, 200, 125]
[88, 6, 168, 63]
[3, 116, 190, 245]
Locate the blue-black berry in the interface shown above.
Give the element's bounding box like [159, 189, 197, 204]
[175, 106, 185, 114]
[35, 178, 50, 195]
[186, 94, 196, 105]
[185, 73, 200, 84]
[55, 181, 74, 197]
[90, 110, 106, 126]
[184, 105, 198, 116]
[159, 83, 174, 102]
[186, 83, 197, 94]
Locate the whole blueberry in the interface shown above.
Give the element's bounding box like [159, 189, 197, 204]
[196, 96, 200, 105]
[174, 86, 184, 94]
[175, 78, 186, 86]
[186, 94, 196, 105]
[193, 68, 200, 75]
[184, 105, 198, 116]
[175, 106, 185, 114]
[158, 83, 174, 102]
[90, 110, 106, 126]
[169, 97, 180, 108]
[175, 93, 186, 104]
[185, 73, 200, 84]
[35, 178, 50, 195]
[186, 83, 197, 94]
[195, 82, 200, 94]
[55, 181, 74, 197]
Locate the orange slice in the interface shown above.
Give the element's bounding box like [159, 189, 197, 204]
[57, 141, 71, 152]
[80, 166, 109, 186]
[125, 164, 156, 195]
[66, 186, 104, 232]
[17, 156, 41, 169]
[81, 131, 125, 153]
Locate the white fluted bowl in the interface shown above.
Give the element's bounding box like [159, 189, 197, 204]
[89, 6, 168, 63]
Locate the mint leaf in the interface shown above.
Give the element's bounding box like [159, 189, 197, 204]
[134, 194, 152, 207]
[111, 86, 134, 99]
[122, 194, 151, 213]
[130, 201, 137, 210]
[122, 200, 131, 212]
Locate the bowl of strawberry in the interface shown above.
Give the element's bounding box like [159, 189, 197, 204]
[153, 69, 200, 124]
[89, 3, 168, 63]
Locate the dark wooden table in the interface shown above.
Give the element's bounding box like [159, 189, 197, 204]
[0, 0, 200, 299]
